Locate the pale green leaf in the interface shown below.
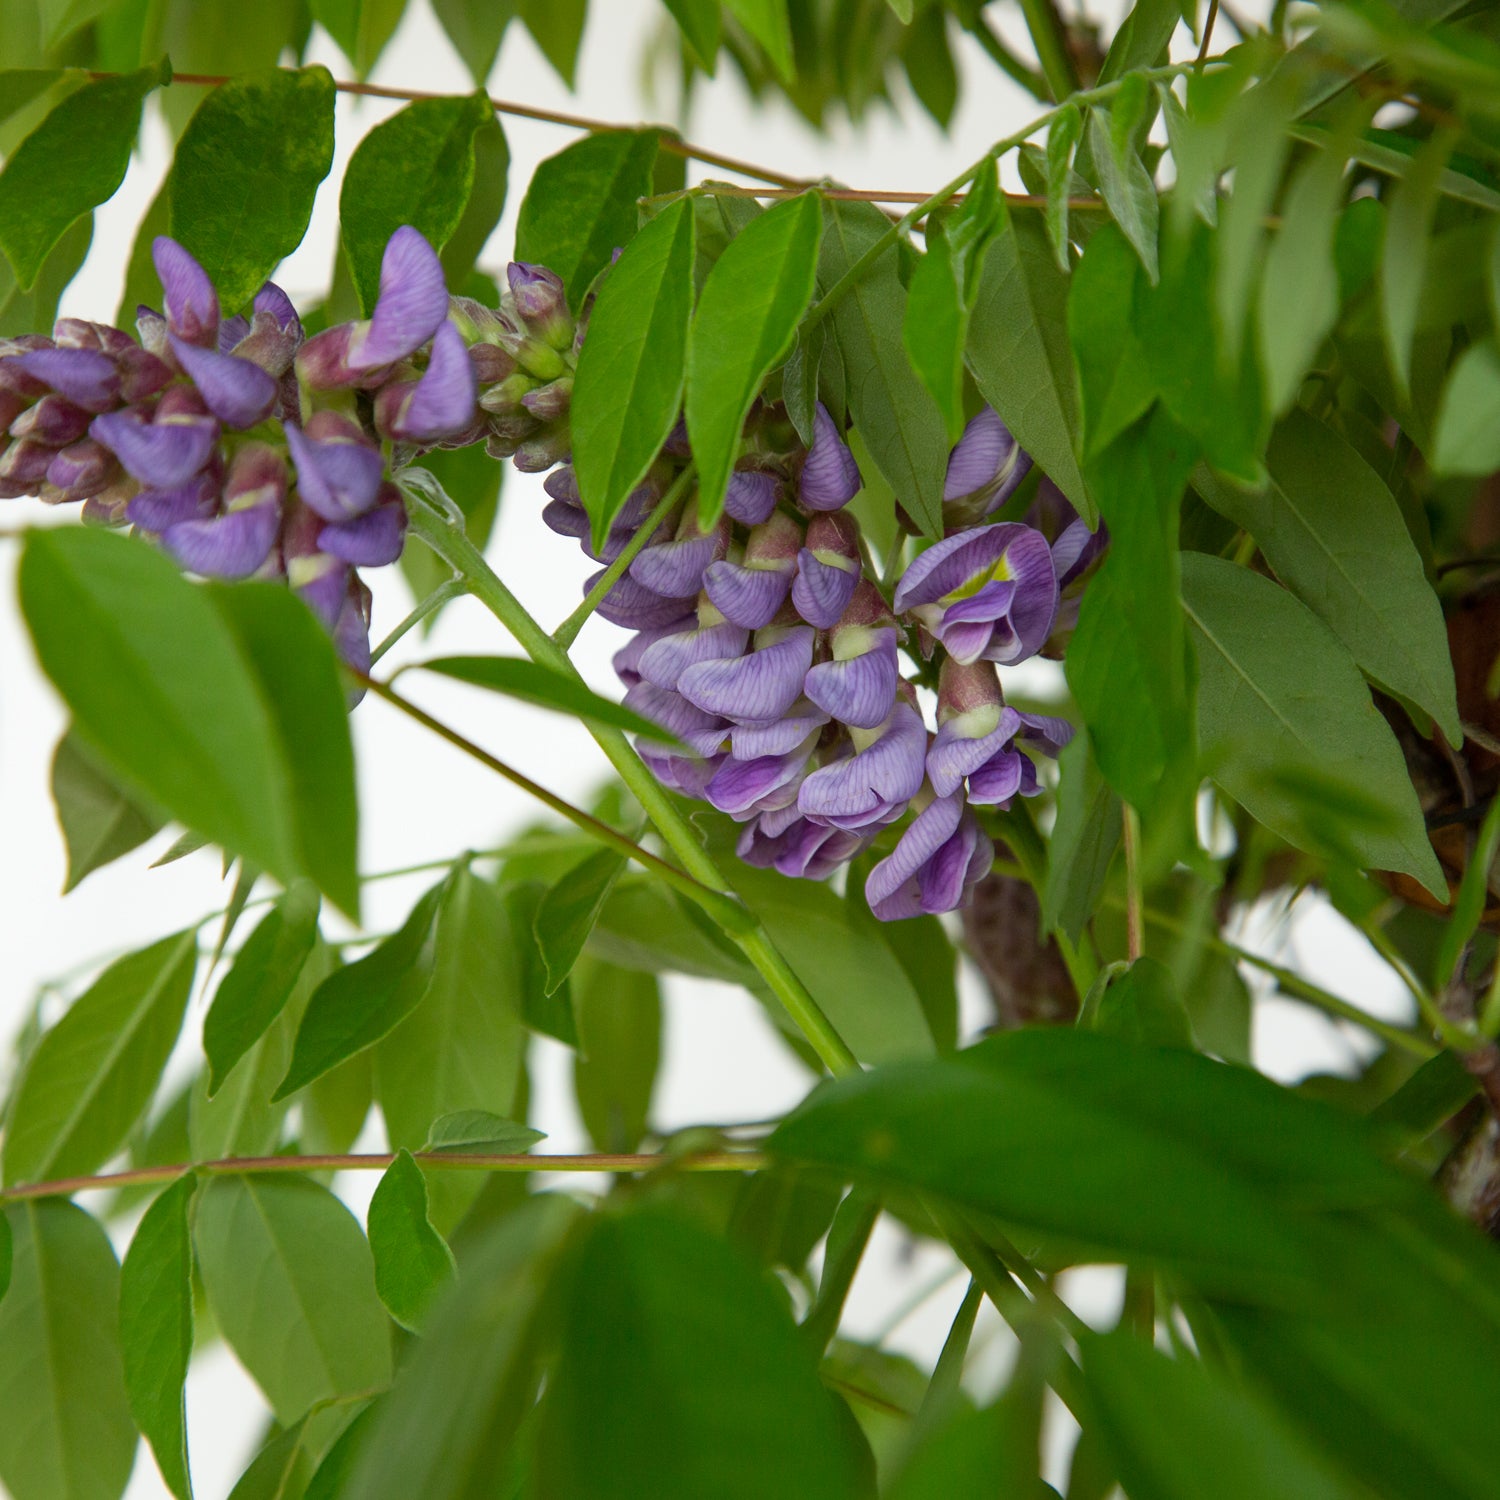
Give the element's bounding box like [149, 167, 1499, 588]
[309, 0, 406, 77]
[367, 1149, 456, 1330]
[1432, 339, 1500, 477]
[1382, 131, 1455, 401]
[536, 846, 628, 995]
[723, 0, 794, 81]
[50, 729, 163, 893]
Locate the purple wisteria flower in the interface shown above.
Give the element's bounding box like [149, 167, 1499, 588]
[285, 412, 385, 522]
[799, 403, 861, 511]
[168, 336, 277, 428]
[704, 511, 800, 628]
[792, 510, 861, 629]
[724, 469, 782, 526]
[893, 522, 1059, 665]
[739, 806, 870, 880]
[373, 321, 478, 442]
[797, 697, 927, 831]
[160, 441, 286, 578]
[677, 623, 815, 723]
[704, 730, 820, 819]
[865, 793, 994, 921]
[942, 406, 1032, 525]
[152, 237, 219, 347]
[91, 403, 218, 490]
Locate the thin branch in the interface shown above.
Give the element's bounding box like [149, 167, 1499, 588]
[642, 182, 1109, 211]
[1197, 0, 1222, 69]
[354, 670, 757, 935]
[370, 577, 466, 665]
[0, 1148, 767, 1204]
[1123, 804, 1144, 964]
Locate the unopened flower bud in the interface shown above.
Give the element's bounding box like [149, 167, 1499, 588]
[12, 394, 91, 447]
[507, 262, 572, 349]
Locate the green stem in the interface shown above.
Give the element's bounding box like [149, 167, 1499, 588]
[1017, 0, 1081, 102]
[1123, 804, 1144, 963]
[910, 1279, 984, 1444]
[369, 578, 466, 665]
[1361, 917, 1474, 1051]
[0, 1148, 767, 1204]
[402, 485, 861, 1077]
[553, 465, 694, 649]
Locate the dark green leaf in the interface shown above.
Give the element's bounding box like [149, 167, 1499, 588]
[723, 0, 794, 81]
[0, 68, 65, 125]
[0, 1214, 9, 1307]
[0, 208, 91, 338]
[50, 728, 163, 892]
[1368, 1050, 1478, 1147]
[662, 0, 720, 69]
[536, 1210, 861, 1499]
[415, 654, 678, 740]
[1042, 727, 1120, 941]
[687, 190, 822, 523]
[1197, 408, 1461, 745]
[339, 92, 495, 316]
[1091, 956, 1194, 1048]
[345, 1197, 578, 1500]
[367, 1149, 456, 1330]
[3, 929, 196, 1186]
[276, 879, 446, 1100]
[505, 880, 580, 1047]
[890, 1399, 1048, 1500]
[302, 1407, 376, 1500]
[0, 1202, 136, 1500]
[422, 1110, 544, 1153]
[0, 64, 163, 289]
[817, 197, 949, 538]
[903, 221, 966, 441]
[310, 0, 406, 77]
[205, 582, 361, 920]
[968, 208, 1097, 525]
[168, 66, 336, 313]
[1081, 1330, 1361, 1500]
[1432, 339, 1500, 476]
[514, 129, 660, 311]
[536, 847, 628, 995]
[571, 195, 695, 540]
[1382, 131, 1454, 401]
[20, 529, 302, 895]
[1087, 107, 1158, 282]
[432, 0, 514, 85]
[120, 1173, 197, 1500]
[1044, 105, 1082, 270]
[225, 1423, 311, 1500]
[194, 1174, 391, 1424]
[440, 113, 509, 289]
[572, 957, 660, 1153]
[519, 0, 587, 86]
[1096, 0, 1179, 81]
[204, 881, 321, 1094]
[1182, 553, 1445, 897]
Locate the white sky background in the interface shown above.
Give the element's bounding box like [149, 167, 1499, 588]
[0, 2, 1417, 1494]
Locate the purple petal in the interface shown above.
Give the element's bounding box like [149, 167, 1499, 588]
[791, 549, 859, 629]
[739, 814, 869, 881]
[624, 681, 729, 757]
[169, 335, 278, 428]
[590, 568, 699, 630]
[543, 466, 580, 503]
[91, 411, 218, 489]
[289, 552, 350, 629]
[797, 701, 927, 829]
[253, 281, 300, 333]
[729, 699, 828, 758]
[46, 439, 116, 500]
[13, 349, 120, 412]
[162, 501, 281, 579]
[1016, 711, 1074, 757]
[285, 422, 385, 522]
[894, 526, 1015, 612]
[724, 470, 782, 526]
[703, 558, 794, 629]
[966, 750, 1032, 807]
[865, 796, 993, 920]
[217, 314, 250, 352]
[542, 496, 590, 544]
[799, 403, 862, 511]
[614, 619, 697, 689]
[1052, 517, 1109, 589]
[926, 706, 1023, 798]
[943, 405, 1031, 516]
[0, 438, 54, 488]
[373, 321, 478, 442]
[318, 493, 408, 566]
[115, 346, 174, 403]
[639, 746, 723, 799]
[630, 530, 719, 598]
[638, 621, 749, 691]
[127, 472, 219, 531]
[349, 226, 449, 370]
[804, 628, 899, 729]
[677, 627, 814, 722]
[333, 576, 374, 676]
[706, 736, 817, 819]
[12, 394, 92, 445]
[152, 238, 219, 346]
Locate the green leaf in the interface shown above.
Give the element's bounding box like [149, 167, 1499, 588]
[302, 1408, 376, 1500]
[367, 1149, 456, 1330]
[0, 68, 65, 125]
[310, 0, 406, 77]
[432, 0, 514, 85]
[903, 219, 970, 442]
[817, 197, 949, 538]
[536, 846, 628, 995]
[120, 1174, 197, 1500]
[901, 5, 957, 128]
[723, 0, 794, 81]
[194, 1175, 391, 1425]
[1096, 0, 1179, 81]
[1197, 408, 1461, 746]
[1080, 1330, 1362, 1500]
[572, 957, 661, 1153]
[225, 1424, 311, 1500]
[519, 0, 587, 86]
[3, 929, 196, 1187]
[276, 880, 446, 1100]
[1044, 105, 1082, 270]
[375, 866, 526, 1228]
[0, 1202, 136, 1500]
[0, 1214, 9, 1307]
[662, 0, 720, 68]
[20, 529, 302, 895]
[1257, 140, 1345, 416]
[591, 877, 762, 987]
[1041, 727, 1120, 942]
[204, 881, 321, 1095]
[968, 208, 1097, 525]
[1382, 131, 1454, 401]
[1091, 956, 1194, 1048]
[1087, 107, 1159, 282]
[687, 190, 822, 524]
[1181, 552, 1445, 898]
[422, 1110, 544, 1153]
[339, 92, 495, 316]
[535, 1210, 861, 1499]
[168, 66, 336, 313]
[344, 1197, 579, 1500]
[514, 129, 660, 311]
[506, 880, 581, 1047]
[0, 207, 91, 338]
[570, 195, 695, 539]
[440, 113, 509, 288]
[414, 654, 678, 741]
[1432, 338, 1500, 477]
[50, 729, 163, 893]
[204, 581, 361, 919]
[0, 63, 163, 290]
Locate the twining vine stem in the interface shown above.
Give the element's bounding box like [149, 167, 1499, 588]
[0, 1149, 769, 1204]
